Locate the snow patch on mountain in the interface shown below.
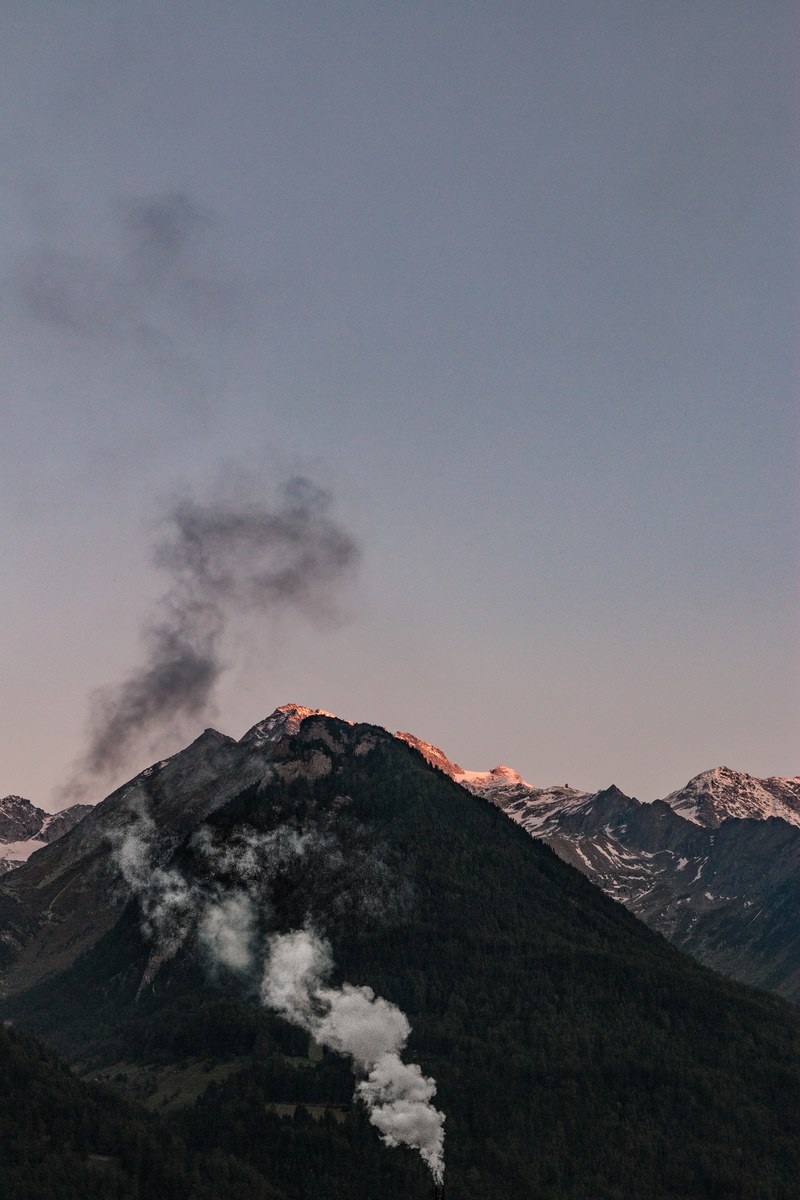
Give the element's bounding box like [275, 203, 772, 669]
[455, 764, 529, 789]
[392, 732, 594, 834]
[1, 838, 48, 865]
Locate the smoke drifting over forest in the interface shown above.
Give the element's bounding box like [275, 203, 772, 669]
[263, 928, 445, 1183]
[110, 803, 445, 1182]
[68, 475, 359, 797]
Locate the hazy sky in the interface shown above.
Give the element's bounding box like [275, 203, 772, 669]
[2, 1, 797, 809]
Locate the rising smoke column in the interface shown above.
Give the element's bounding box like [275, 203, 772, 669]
[111, 809, 445, 1182]
[262, 928, 446, 1185]
[74, 476, 359, 792]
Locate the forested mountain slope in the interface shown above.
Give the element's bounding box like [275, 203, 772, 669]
[2, 710, 800, 1199]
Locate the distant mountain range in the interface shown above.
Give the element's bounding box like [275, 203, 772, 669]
[398, 735, 800, 1003]
[5, 712, 799, 1003]
[2, 703, 800, 1200]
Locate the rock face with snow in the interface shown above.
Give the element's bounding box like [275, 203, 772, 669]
[240, 702, 340, 748]
[393, 733, 530, 793]
[0, 795, 92, 874]
[0, 796, 45, 843]
[661, 766, 800, 828]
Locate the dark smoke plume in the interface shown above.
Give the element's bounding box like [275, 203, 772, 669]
[75, 476, 359, 790]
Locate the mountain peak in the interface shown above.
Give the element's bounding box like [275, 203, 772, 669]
[239, 703, 341, 748]
[1, 795, 38, 817]
[661, 766, 800, 828]
[0, 794, 46, 842]
[0, 794, 92, 874]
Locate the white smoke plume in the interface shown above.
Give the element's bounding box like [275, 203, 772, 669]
[110, 810, 326, 973]
[197, 891, 257, 974]
[110, 807, 445, 1182]
[262, 928, 445, 1184]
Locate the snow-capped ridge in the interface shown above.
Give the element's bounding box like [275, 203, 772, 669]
[0, 795, 47, 844]
[393, 732, 534, 790]
[455, 764, 530, 789]
[661, 766, 800, 829]
[394, 732, 464, 776]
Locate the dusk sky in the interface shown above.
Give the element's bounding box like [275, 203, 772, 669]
[2, 2, 797, 809]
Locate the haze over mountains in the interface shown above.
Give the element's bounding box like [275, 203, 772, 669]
[2, 702, 800, 1199]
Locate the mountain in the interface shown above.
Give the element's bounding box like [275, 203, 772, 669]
[662, 766, 800, 828]
[0, 794, 92, 874]
[0, 705, 329, 992]
[3, 705, 800, 1199]
[404, 740, 800, 1004]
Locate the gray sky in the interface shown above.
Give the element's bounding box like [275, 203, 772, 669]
[2, 1, 797, 808]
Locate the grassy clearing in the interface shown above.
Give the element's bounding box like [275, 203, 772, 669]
[81, 1057, 245, 1112]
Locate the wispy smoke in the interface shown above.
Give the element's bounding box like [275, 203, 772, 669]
[14, 191, 216, 343]
[120, 193, 208, 284]
[72, 476, 358, 793]
[111, 807, 409, 979]
[111, 804, 444, 1182]
[112, 800, 202, 967]
[197, 892, 256, 974]
[192, 819, 412, 931]
[263, 928, 446, 1184]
